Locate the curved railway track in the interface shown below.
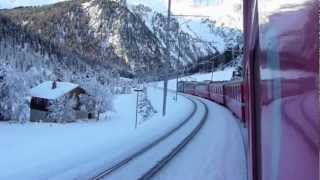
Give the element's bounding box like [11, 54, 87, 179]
[139, 99, 208, 180]
[90, 95, 208, 180]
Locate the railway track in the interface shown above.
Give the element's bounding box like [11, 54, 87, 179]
[90, 95, 208, 180]
[139, 99, 209, 180]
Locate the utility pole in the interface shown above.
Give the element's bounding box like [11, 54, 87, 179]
[162, 0, 171, 116]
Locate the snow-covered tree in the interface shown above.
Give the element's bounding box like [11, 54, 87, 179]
[79, 94, 96, 116]
[77, 76, 114, 121]
[95, 87, 113, 121]
[0, 64, 30, 122]
[0, 65, 10, 121]
[47, 99, 65, 123]
[47, 96, 76, 123]
[137, 87, 157, 124]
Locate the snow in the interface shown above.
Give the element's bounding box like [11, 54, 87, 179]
[102, 94, 207, 179]
[127, 0, 243, 29]
[154, 96, 248, 180]
[30, 81, 79, 100]
[0, 67, 247, 179]
[180, 68, 235, 82]
[153, 67, 235, 91]
[82, 0, 102, 37]
[0, 87, 193, 179]
[179, 19, 226, 52]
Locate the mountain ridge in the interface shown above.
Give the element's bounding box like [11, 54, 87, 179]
[0, 0, 242, 79]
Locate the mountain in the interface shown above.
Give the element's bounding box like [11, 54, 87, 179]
[127, 0, 243, 29]
[0, 0, 243, 79]
[129, 2, 242, 67]
[0, 0, 168, 77]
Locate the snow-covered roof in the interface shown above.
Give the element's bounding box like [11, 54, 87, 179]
[30, 81, 79, 100]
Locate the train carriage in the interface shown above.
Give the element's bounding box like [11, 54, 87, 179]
[208, 81, 225, 104]
[223, 81, 245, 122]
[194, 82, 211, 99]
[178, 1, 319, 179]
[182, 81, 197, 95]
[244, 0, 320, 180]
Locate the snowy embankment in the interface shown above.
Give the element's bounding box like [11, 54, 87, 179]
[105, 95, 207, 180]
[154, 67, 235, 91]
[0, 88, 193, 179]
[154, 97, 248, 180]
[151, 68, 248, 180]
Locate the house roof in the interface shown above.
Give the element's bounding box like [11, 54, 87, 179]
[30, 81, 79, 100]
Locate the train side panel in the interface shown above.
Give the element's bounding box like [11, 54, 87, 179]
[194, 83, 210, 99]
[245, 0, 320, 179]
[224, 82, 245, 121]
[183, 82, 196, 95]
[209, 82, 225, 104]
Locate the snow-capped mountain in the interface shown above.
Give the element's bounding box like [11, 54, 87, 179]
[128, 0, 243, 64]
[0, 0, 168, 77]
[0, 0, 243, 79]
[127, 0, 243, 29]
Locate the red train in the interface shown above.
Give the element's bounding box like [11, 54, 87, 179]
[178, 80, 246, 123]
[179, 0, 320, 180]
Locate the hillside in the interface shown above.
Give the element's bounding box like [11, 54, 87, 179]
[0, 0, 242, 79]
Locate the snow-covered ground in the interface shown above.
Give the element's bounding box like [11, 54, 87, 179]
[104, 95, 207, 180]
[153, 67, 235, 91]
[178, 68, 234, 82]
[154, 96, 247, 180]
[0, 68, 247, 180]
[0, 88, 193, 179]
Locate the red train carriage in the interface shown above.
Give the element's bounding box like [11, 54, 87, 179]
[182, 81, 197, 95]
[182, 79, 246, 123]
[208, 81, 225, 104]
[178, 1, 319, 179]
[223, 81, 245, 122]
[194, 82, 211, 99]
[244, 0, 320, 180]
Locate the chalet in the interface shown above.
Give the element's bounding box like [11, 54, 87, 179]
[30, 81, 95, 122]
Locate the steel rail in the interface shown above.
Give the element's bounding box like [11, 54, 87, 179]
[90, 95, 198, 180]
[138, 97, 209, 180]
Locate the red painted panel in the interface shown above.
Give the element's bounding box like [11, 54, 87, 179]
[209, 82, 225, 104]
[195, 83, 210, 99]
[245, 0, 320, 180]
[224, 82, 244, 120]
[183, 82, 196, 95]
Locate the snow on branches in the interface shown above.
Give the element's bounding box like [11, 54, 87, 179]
[47, 96, 77, 123]
[137, 87, 157, 124]
[76, 76, 114, 121]
[0, 64, 29, 123]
